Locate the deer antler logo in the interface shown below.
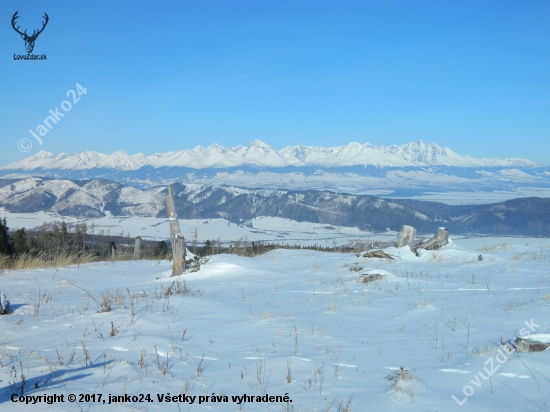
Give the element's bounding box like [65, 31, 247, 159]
[11, 11, 49, 54]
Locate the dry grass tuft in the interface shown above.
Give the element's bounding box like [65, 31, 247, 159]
[468, 344, 499, 357]
[0, 251, 97, 270]
[427, 252, 443, 263]
[478, 243, 508, 252]
[326, 296, 337, 313]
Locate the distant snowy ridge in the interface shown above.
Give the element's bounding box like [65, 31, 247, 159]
[1, 140, 537, 171]
[1, 176, 550, 236]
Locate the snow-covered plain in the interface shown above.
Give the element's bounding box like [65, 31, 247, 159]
[389, 187, 550, 205]
[1, 238, 550, 411]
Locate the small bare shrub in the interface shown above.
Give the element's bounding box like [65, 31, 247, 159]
[155, 346, 169, 375]
[99, 291, 112, 313]
[197, 354, 204, 377]
[138, 351, 145, 369]
[109, 321, 118, 337]
[386, 367, 423, 402]
[82, 342, 91, 367]
[326, 297, 337, 313]
[112, 289, 126, 307]
[336, 395, 353, 412]
[348, 263, 363, 272]
[161, 279, 190, 298]
[8, 362, 26, 396]
[334, 348, 342, 379]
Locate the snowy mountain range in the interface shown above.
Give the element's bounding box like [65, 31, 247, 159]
[2, 141, 548, 204]
[1, 140, 538, 171]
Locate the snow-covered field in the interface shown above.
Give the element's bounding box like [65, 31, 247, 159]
[0, 209, 395, 247]
[1, 238, 550, 411]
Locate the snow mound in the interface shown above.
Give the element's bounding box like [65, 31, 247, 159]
[522, 334, 550, 344]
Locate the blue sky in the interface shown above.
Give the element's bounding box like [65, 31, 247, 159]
[1, 0, 549, 166]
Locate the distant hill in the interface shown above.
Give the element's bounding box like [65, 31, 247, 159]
[1, 177, 549, 236]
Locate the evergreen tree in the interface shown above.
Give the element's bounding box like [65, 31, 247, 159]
[0, 218, 13, 256]
[60, 221, 68, 247]
[155, 240, 169, 258]
[203, 239, 212, 255]
[11, 228, 27, 255]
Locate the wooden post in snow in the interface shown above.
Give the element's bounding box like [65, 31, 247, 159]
[172, 235, 186, 276]
[0, 291, 10, 315]
[133, 236, 142, 260]
[166, 185, 186, 276]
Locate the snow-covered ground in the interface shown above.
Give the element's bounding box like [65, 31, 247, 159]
[1, 237, 550, 411]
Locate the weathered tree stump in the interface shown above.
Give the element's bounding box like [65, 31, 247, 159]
[364, 250, 394, 260]
[171, 235, 186, 277]
[416, 237, 437, 250]
[515, 335, 550, 352]
[415, 227, 450, 253]
[0, 291, 10, 315]
[133, 236, 142, 260]
[433, 227, 449, 248]
[166, 185, 186, 276]
[166, 186, 182, 244]
[395, 225, 416, 248]
[357, 273, 386, 283]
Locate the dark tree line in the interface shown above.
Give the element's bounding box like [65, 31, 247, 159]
[193, 237, 391, 257]
[0, 218, 170, 260]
